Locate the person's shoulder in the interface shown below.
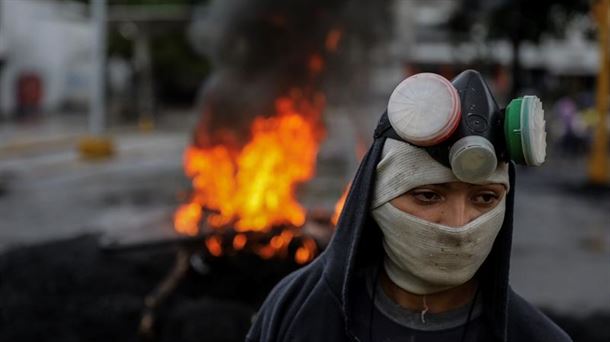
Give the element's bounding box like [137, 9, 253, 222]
[260, 254, 336, 309]
[246, 255, 343, 342]
[507, 288, 573, 342]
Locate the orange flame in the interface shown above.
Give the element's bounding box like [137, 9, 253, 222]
[174, 202, 202, 236]
[175, 92, 325, 261]
[325, 29, 343, 52]
[295, 238, 317, 264]
[233, 234, 247, 250]
[206, 235, 223, 257]
[332, 138, 366, 226]
[331, 184, 350, 226]
[308, 54, 324, 74]
[174, 24, 351, 264]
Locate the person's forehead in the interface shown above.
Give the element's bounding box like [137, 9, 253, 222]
[414, 182, 506, 190]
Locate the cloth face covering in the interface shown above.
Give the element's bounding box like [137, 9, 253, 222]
[372, 139, 509, 209]
[372, 138, 510, 295]
[372, 198, 506, 295]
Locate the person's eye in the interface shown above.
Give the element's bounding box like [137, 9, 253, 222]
[411, 190, 443, 204]
[472, 192, 499, 205]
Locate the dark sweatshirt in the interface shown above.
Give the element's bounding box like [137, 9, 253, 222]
[246, 113, 571, 342]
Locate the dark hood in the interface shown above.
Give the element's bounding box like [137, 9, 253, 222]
[322, 111, 516, 342]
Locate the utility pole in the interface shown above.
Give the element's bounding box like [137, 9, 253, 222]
[79, 0, 115, 159]
[91, 0, 107, 136]
[590, 0, 610, 184]
[0, 1, 5, 117]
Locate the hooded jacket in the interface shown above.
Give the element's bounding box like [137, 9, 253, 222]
[246, 112, 571, 342]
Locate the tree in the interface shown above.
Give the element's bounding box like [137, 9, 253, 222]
[449, 0, 590, 98]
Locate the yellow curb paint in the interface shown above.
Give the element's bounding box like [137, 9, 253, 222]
[77, 136, 115, 160]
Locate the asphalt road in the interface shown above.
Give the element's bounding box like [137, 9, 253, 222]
[0, 113, 608, 316]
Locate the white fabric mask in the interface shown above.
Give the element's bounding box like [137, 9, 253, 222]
[372, 139, 509, 210]
[371, 197, 506, 295]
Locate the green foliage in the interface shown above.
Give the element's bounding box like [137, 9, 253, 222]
[448, 0, 592, 97]
[108, 30, 132, 59]
[71, 0, 212, 103]
[151, 29, 210, 103]
[107, 25, 211, 103]
[449, 0, 591, 42]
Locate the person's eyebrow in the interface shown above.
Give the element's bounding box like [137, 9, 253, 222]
[469, 184, 505, 190]
[417, 183, 452, 189]
[436, 183, 452, 189]
[434, 183, 505, 191]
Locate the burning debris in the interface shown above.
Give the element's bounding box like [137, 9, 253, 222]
[178, 0, 393, 263]
[174, 93, 325, 263]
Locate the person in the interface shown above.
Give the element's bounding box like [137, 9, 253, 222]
[246, 70, 571, 341]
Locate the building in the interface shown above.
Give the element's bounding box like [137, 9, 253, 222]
[0, 0, 93, 119]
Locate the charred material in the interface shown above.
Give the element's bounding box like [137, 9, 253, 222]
[100, 217, 332, 340]
[0, 235, 301, 342]
[139, 249, 191, 340]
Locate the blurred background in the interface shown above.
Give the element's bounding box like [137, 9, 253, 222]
[0, 0, 609, 341]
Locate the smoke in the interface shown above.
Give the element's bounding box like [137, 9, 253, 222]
[189, 0, 393, 148]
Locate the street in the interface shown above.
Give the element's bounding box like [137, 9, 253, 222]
[0, 112, 609, 317]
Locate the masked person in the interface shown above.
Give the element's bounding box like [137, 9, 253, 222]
[246, 70, 571, 342]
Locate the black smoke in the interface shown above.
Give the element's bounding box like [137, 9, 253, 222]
[189, 0, 393, 149]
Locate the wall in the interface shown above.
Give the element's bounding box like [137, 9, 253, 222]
[0, 0, 93, 118]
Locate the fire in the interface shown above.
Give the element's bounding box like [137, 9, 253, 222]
[233, 234, 247, 250]
[175, 25, 348, 264]
[174, 202, 202, 236]
[308, 54, 325, 74]
[325, 29, 343, 52]
[295, 238, 317, 264]
[205, 235, 223, 257]
[331, 184, 349, 226]
[332, 138, 366, 226]
[174, 91, 325, 262]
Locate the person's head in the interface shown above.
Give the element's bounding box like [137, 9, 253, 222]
[371, 138, 510, 295]
[369, 70, 546, 295]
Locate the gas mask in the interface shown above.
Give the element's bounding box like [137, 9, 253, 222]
[376, 70, 547, 183]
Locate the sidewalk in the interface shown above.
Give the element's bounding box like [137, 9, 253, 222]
[0, 115, 87, 157]
[0, 112, 195, 252]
